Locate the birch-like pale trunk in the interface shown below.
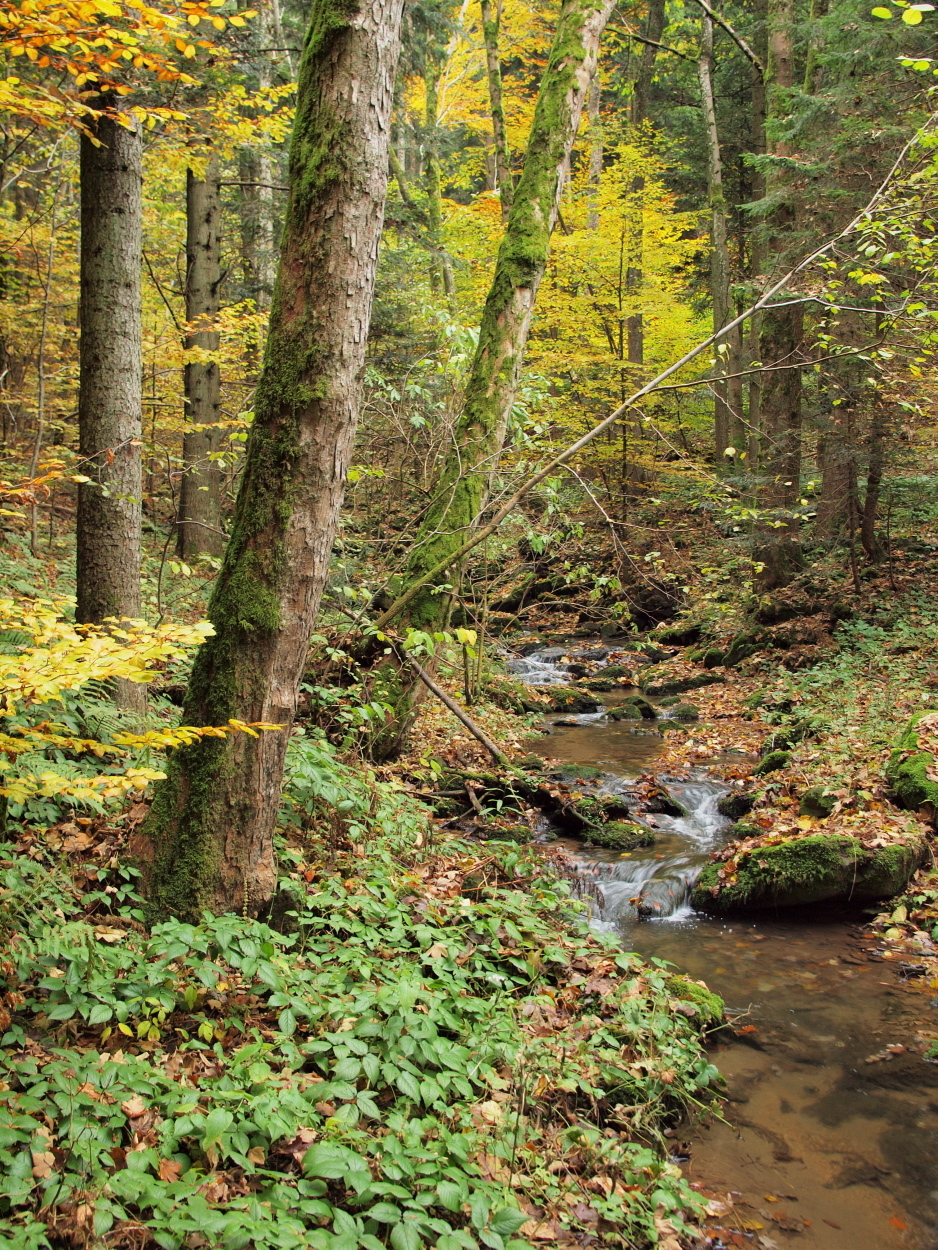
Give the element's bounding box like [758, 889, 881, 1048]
[134, 0, 404, 919]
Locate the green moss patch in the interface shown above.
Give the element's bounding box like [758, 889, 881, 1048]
[753, 750, 791, 776]
[886, 711, 938, 822]
[585, 821, 656, 850]
[691, 833, 927, 913]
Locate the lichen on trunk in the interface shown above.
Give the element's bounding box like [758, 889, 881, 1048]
[133, 0, 404, 920]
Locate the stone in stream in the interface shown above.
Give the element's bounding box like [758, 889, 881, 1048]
[669, 702, 700, 721]
[607, 703, 643, 721]
[640, 670, 726, 697]
[549, 764, 603, 783]
[609, 694, 656, 720]
[563, 794, 631, 830]
[642, 788, 688, 818]
[542, 686, 604, 713]
[583, 821, 655, 851]
[691, 833, 928, 913]
[716, 790, 755, 821]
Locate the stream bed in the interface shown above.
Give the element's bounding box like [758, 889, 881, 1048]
[511, 644, 938, 1250]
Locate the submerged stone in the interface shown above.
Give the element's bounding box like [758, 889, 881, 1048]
[691, 833, 927, 913]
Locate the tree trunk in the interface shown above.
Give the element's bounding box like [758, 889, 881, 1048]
[586, 71, 602, 230]
[755, 0, 802, 586]
[424, 64, 455, 299]
[178, 157, 225, 559]
[861, 404, 886, 561]
[481, 0, 513, 221]
[367, 0, 616, 757]
[697, 13, 739, 465]
[133, 0, 404, 920]
[76, 107, 143, 628]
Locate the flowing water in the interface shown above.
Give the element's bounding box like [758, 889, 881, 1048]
[511, 644, 938, 1250]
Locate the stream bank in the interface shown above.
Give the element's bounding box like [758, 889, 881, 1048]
[503, 639, 938, 1250]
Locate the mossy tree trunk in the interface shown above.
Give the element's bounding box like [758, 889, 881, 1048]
[133, 0, 404, 919]
[366, 0, 615, 758]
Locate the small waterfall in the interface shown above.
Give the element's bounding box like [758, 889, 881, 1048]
[505, 653, 574, 685]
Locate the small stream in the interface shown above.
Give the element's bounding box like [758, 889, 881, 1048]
[510, 643, 938, 1250]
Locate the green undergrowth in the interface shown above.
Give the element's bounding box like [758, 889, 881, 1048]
[0, 739, 721, 1250]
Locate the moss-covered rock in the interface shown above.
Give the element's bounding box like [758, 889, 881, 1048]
[544, 686, 603, 713]
[700, 647, 725, 669]
[608, 703, 643, 720]
[653, 623, 702, 646]
[549, 763, 602, 783]
[585, 821, 656, 850]
[567, 794, 631, 829]
[643, 789, 688, 817]
[482, 674, 547, 714]
[886, 711, 938, 821]
[799, 786, 836, 818]
[691, 833, 926, 913]
[641, 670, 726, 697]
[669, 702, 700, 721]
[664, 975, 725, 1027]
[753, 750, 791, 776]
[576, 677, 615, 692]
[599, 664, 633, 679]
[616, 694, 657, 719]
[482, 824, 532, 844]
[716, 791, 755, 821]
[723, 632, 760, 667]
[760, 715, 828, 755]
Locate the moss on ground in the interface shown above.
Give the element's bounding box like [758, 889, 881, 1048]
[665, 975, 725, 1027]
[886, 711, 938, 821]
[753, 749, 791, 776]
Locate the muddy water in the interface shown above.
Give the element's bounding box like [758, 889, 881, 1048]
[515, 648, 938, 1250]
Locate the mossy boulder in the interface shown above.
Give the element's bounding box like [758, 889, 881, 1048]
[584, 821, 656, 851]
[608, 703, 643, 720]
[641, 670, 726, 698]
[669, 702, 700, 721]
[653, 623, 702, 646]
[482, 674, 546, 714]
[617, 694, 657, 719]
[643, 789, 688, 818]
[716, 791, 755, 821]
[886, 711, 938, 821]
[549, 763, 602, 784]
[799, 786, 837, 819]
[599, 664, 632, 680]
[577, 677, 616, 692]
[700, 647, 725, 669]
[753, 750, 791, 776]
[543, 686, 603, 714]
[566, 794, 631, 829]
[723, 632, 760, 668]
[664, 975, 724, 1027]
[691, 833, 926, 913]
[482, 824, 532, 844]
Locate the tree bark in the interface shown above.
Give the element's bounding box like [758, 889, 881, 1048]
[861, 403, 886, 561]
[424, 64, 455, 299]
[133, 0, 404, 919]
[586, 71, 602, 230]
[697, 13, 740, 465]
[755, 0, 802, 586]
[481, 0, 513, 221]
[366, 0, 616, 758]
[76, 108, 143, 628]
[178, 157, 225, 559]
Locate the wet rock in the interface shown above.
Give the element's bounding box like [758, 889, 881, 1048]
[716, 791, 755, 821]
[584, 821, 655, 850]
[799, 786, 837, 818]
[886, 711, 938, 822]
[691, 833, 928, 913]
[576, 677, 616, 692]
[753, 749, 791, 776]
[618, 694, 657, 719]
[641, 670, 726, 697]
[669, 702, 700, 721]
[599, 664, 632, 679]
[643, 788, 688, 817]
[566, 794, 631, 829]
[483, 674, 548, 714]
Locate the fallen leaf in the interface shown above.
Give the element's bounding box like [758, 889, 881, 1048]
[247, 1146, 266, 1165]
[519, 1219, 557, 1241]
[121, 1096, 147, 1118]
[424, 942, 448, 959]
[823, 1220, 841, 1229]
[31, 1151, 55, 1179]
[158, 1157, 182, 1182]
[889, 1217, 909, 1230]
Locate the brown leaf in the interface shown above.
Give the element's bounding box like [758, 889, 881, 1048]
[31, 1150, 55, 1179]
[519, 1219, 558, 1241]
[158, 1157, 182, 1182]
[247, 1146, 266, 1165]
[121, 1095, 147, 1118]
